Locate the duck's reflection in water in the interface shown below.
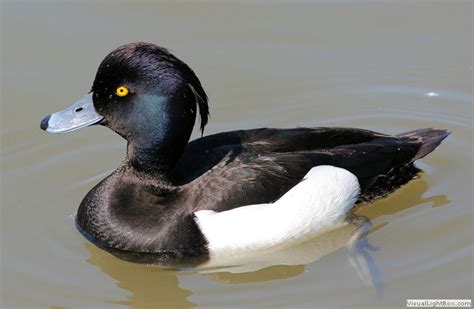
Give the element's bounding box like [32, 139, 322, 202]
[86, 243, 195, 308]
[85, 178, 449, 305]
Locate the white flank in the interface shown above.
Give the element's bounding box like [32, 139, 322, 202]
[194, 165, 360, 267]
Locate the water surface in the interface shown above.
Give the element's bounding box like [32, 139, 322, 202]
[1, 1, 473, 308]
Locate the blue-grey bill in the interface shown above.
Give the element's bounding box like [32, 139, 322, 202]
[40, 93, 103, 133]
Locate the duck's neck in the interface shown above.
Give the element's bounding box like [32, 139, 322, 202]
[124, 95, 197, 180]
[126, 143, 175, 180]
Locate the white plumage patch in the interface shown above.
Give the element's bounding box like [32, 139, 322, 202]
[194, 165, 361, 267]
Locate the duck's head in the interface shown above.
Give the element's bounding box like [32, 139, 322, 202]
[41, 42, 209, 172]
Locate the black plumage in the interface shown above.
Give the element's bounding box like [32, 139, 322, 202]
[174, 127, 449, 207]
[41, 42, 449, 265]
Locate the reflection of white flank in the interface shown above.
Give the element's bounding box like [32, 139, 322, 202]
[198, 224, 357, 274]
[194, 165, 360, 268]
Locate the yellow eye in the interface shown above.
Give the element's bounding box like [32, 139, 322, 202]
[115, 86, 129, 97]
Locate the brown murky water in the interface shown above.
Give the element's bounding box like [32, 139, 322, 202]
[1, 1, 473, 308]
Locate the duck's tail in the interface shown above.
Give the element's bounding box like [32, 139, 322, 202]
[397, 128, 451, 161]
[358, 128, 449, 203]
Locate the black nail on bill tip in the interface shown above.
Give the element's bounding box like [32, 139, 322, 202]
[40, 115, 51, 130]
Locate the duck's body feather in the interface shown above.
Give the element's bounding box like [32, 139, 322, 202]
[195, 165, 360, 267]
[175, 127, 438, 209]
[76, 126, 448, 265]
